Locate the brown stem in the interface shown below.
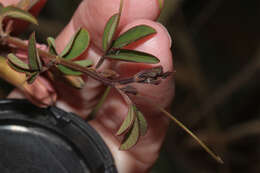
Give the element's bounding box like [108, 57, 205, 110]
[3, 36, 171, 90]
[5, 36, 115, 86]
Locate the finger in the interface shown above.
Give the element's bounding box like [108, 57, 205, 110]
[0, 42, 56, 107]
[7, 76, 57, 107]
[56, 0, 162, 51]
[1, 0, 21, 6]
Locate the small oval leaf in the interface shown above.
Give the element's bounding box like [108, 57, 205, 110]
[74, 59, 93, 67]
[117, 105, 136, 136]
[58, 59, 93, 76]
[119, 117, 140, 150]
[47, 37, 57, 55]
[136, 111, 148, 136]
[60, 28, 90, 60]
[28, 32, 42, 71]
[57, 65, 81, 76]
[112, 25, 156, 49]
[7, 53, 30, 72]
[64, 75, 85, 89]
[0, 6, 38, 25]
[106, 49, 160, 64]
[102, 13, 120, 52]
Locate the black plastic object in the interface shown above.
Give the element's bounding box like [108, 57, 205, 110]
[0, 99, 117, 173]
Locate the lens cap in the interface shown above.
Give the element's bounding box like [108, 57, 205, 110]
[0, 99, 117, 173]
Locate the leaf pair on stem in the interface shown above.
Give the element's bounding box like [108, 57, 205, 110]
[47, 28, 92, 76]
[8, 33, 41, 84]
[117, 105, 148, 150]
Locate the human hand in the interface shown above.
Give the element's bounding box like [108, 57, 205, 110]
[3, 0, 174, 172]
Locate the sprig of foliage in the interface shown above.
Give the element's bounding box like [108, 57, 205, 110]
[0, 0, 223, 164]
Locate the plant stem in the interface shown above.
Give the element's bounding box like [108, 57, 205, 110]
[159, 107, 224, 164]
[88, 86, 112, 120]
[0, 17, 4, 36]
[5, 36, 115, 86]
[134, 93, 224, 164]
[4, 36, 153, 88]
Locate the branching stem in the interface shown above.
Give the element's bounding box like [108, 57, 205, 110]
[5, 36, 117, 86]
[4, 35, 159, 88]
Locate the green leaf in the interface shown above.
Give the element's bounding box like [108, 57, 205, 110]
[64, 75, 85, 89]
[7, 53, 30, 73]
[112, 25, 156, 49]
[119, 117, 140, 150]
[60, 28, 90, 60]
[102, 13, 120, 52]
[57, 65, 81, 76]
[58, 59, 93, 75]
[0, 6, 38, 25]
[27, 72, 38, 84]
[74, 59, 93, 67]
[28, 32, 42, 71]
[89, 86, 112, 119]
[136, 111, 148, 136]
[106, 49, 160, 64]
[117, 105, 136, 136]
[158, 0, 163, 11]
[47, 37, 57, 55]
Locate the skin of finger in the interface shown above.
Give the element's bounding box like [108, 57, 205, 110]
[8, 76, 57, 107]
[1, 0, 21, 6]
[56, 0, 162, 51]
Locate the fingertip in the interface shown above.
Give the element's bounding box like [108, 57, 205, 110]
[10, 77, 57, 108]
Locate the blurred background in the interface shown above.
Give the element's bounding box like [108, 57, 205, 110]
[1, 0, 260, 172]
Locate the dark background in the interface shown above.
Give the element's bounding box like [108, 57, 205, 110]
[1, 0, 260, 172]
